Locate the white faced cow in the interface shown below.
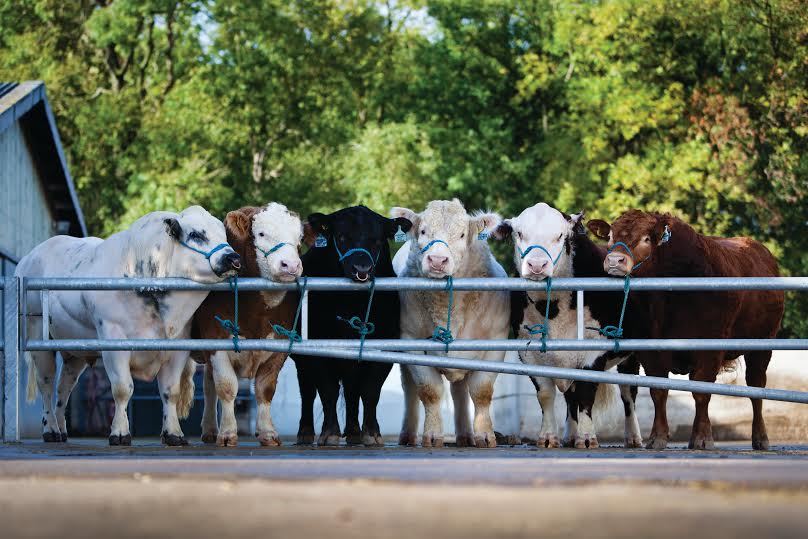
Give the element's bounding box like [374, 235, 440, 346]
[16, 206, 240, 445]
[492, 202, 641, 449]
[391, 199, 509, 448]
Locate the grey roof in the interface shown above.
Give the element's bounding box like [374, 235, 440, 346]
[0, 81, 87, 237]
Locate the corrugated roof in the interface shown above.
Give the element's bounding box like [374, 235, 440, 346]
[0, 81, 87, 237]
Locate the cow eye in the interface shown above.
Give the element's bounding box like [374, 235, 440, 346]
[557, 234, 563, 241]
[460, 232, 465, 239]
[259, 232, 265, 237]
[517, 231, 523, 240]
[420, 229, 426, 235]
[643, 236, 650, 243]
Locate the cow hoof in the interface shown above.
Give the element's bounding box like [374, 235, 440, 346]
[538, 433, 561, 449]
[60, 433, 68, 443]
[42, 431, 61, 443]
[296, 433, 315, 446]
[475, 432, 497, 448]
[752, 435, 770, 451]
[257, 432, 282, 447]
[688, 435, 715, 450]
[398, 432, 418, 447]
[216, 432, 238, 447]
[575, 434, 599, 449]
[201, 431, 218, 444]
[456, 433, 475, 447]
[345, 432, 363, 446]
[646, 436, 668, 450]
[422, 432, 444, 448]
[161, 432, 188, 447]
[109, 434, 132, 446]
[625, 435, 644, 448]
[561, 437, 576, 448]
[318, 434, 341, 446]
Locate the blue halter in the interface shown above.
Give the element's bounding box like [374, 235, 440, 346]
[334, 240, 380, 267]
[518, 244, 563, 265]
[178, 240, 230, 259]
[257, 242, 288, 258]
[420, 239, 450, 253]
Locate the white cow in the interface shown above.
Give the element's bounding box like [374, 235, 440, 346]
[392, 199, 509, 448]
[492, 203, 639, 449]
[17, 205, 240, 445]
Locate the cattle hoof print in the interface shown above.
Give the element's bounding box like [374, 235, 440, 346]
[574, 435, 598, 449]
[161, 432, 188, 447]
[455, 433, 475, 448]
[475, 433, 497, 448]
[318, 434, 341, 447]
[108, 434, 132, 446]
[42, 431, 62, 443]
[201, 431, 218, 444]
[422, 433, 444, 448]
[398, 432, 418, 447]
[624, 435, 644, 449]
[257, 432, 282, 447]
[537, 434, 561, 449]
[216, 433, 238, 447]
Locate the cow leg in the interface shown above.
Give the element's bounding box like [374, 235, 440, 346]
[468, 370, 497, 448]
[536, 377, 560, 448]
[210, 351, 239, 447]
[317, 370, 342, 446]
[254, 354, 285, 447]
[644, 357, 671, 450]
[573, 380, 599, 449]
[562, 388, 578, 448]
[103, 351, 134, 446]
[689, 355, 721, 450]
[398, 365, 420, 446]
[360, 363, 391, 447]
[450, 377, 474, 447]
[54, 356, 87, 442]
[157, 352, 192, 447]
[618, 357, 642, 448]
[294, 359, 317, 445]
[200, 362, 218, 443]
[745, 351, 772, 451]
[29, 351, 60, 442]
[411, 365, 444, 448]
[343, 368, 362, 446]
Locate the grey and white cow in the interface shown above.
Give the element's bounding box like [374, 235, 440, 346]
[392, 199, 509, 448]
[17, 205, 240, 445]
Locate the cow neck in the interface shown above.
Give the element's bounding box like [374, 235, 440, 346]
[642, 218, 709, 278]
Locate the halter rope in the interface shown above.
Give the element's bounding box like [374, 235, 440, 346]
[272, 277, 308, 354]
[336, 279, 377, 360]
[214, 276, 241, 352]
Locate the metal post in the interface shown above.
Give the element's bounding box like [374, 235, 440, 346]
[3, 277, 20, 442]
[41, 289, 49, 341]
[576, 290, 584, 340]
[301, 289, 309, 340]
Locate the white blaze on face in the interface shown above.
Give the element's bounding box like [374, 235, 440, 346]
[252, 202, 303, 282]
[392, 199, 500, 278]
[506, 203, 574, 280]
[176, 205, 237, 281]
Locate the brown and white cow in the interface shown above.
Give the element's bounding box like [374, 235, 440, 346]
[392, 199, 510, 448]
[587, 210, 784, 450]
[193, 203, 303, 446]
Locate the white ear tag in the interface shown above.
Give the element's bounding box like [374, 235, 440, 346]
[394, 226, 407, 243]
[315, 234, 327, 248]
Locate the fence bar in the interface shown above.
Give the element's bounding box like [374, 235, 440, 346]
[3, 277, 19, 441]
[25, 338, 808, 353]
[23, 338, 808, 404]
[41, 290, 49, 341]
[23, 276, 808, 293]
[576, 290, 584, 340]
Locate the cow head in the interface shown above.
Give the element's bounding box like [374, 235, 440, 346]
[587, 209, 672, 276]
[492, 202, 583, 280]
[304, 205, 411, 282]
[391, 199, 501, 278]
[225, 203, 303, 282]
[163, 205, 241, 282]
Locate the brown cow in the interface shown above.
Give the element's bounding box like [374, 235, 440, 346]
[193, 203, 304, 446]
[587, 210, 784, 450]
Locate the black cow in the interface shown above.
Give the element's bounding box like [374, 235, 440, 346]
[293, 205, 412, 446]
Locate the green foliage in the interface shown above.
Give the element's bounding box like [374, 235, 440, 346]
[0, 0, 806, 335]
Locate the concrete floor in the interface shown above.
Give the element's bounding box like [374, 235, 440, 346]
[2, 439, 808, 538]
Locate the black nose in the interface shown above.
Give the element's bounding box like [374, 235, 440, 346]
[352, 263, 372, 274]
[224, 252, 241, 269]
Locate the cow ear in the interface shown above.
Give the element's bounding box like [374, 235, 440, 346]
[470, 211, 502, 238]
[653, 217, 672, 245]
[587, 219, 611, 240]
[225, 210, 251, 240]
[303, 212, 331, 247]
[490, 219, 514, 241]
[569, 210, 586, 235]
[385, 216, 412, 238]
[390, 207, 419, 230]
[164, 218, 182, 240]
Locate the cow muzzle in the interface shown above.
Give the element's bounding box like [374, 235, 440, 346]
[214, 251, 242, 276]
[604, 253, 631, 276]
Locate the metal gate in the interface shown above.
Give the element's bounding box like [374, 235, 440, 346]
[3, 275, 808, 441]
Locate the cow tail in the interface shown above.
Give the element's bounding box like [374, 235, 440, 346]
[25, 352, 38, 402]
[593, 381, 618, 420]
[177, 359, 196, 419]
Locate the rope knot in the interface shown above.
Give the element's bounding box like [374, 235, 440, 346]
[430, 325, 454, 345]
[337, 315, 376, 336]
[523, 322, 549, 353]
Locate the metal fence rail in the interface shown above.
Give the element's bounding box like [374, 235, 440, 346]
[4, 275, 808, 441]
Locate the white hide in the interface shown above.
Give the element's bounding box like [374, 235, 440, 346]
[392, 199, 510, 448]
[17, 205, 238, 444]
